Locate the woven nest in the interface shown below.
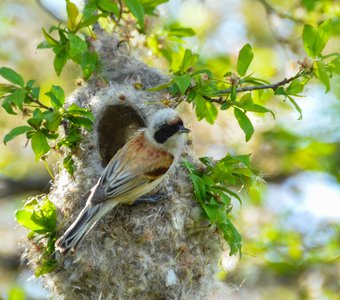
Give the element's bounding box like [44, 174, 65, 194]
[24, 33, 224, 300]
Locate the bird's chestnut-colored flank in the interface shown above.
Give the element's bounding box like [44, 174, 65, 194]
[55, 109, 190, 254]
[23, 33, 225, 300]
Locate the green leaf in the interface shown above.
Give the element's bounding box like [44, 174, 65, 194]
[35, 258, 57, 277]
[3, 126, 32, 144]
[199, 156, 213, 167]
[241, 75, 269, 85]
[0, 83, 17, 97]
[147, 80, 173, 92]
[302, 0, 316, 11]
[287, 96, 303, 120]
[234, 107, 254, 142]
[43, 111, 62, 131]
[15, 197, 58, 277]
[42, 28, 58, 46]
[79, 13, 106, 28]
[66, 115, 94, 130]
[16, 197, 56, 234]
[314, 19, 332, 57]
[189, 174, 206, 203]
[31, 86, 40, 99]
[59, 125, 82, 148]
[302, 24, 317, 57]
[174, 75, 191, 94]
[237, 43, 254, 76]
[83, 1, 97, 19]
[97, 0, 120, 16]
[6, 88, 26, 110]
[124, 0, 145, 28]
[286, 79, 305, 95]
[45, 85, 65, 108]
[232, 154, 251, 167]
[274, 86, 286, 96]
[67, 103, 95, 122]
[194, 95, 218, 124]
[204, 100, 218, 124]
[63, 154, 75, 176]
[202, 203, 220, 224]
[139, 0, 169, 14]
[219, 218, 242, 255]
[31, 197, 57, 232]
[303, 20, 332, 57]
[236, 93, 275, 118]
[180, 49, 199, 74]
[0, 67, 25, 87]
[37, 41, 52, 49]
[2, 97, 17, 115]
[68, 33, 88, 63]
[27, 108, 43, 128]
[233, 167, 253, 177]
[199, 83, 219, 97]
[167, 23, 195, 37]
[15, 209, 45, 232]
[53, 50, 68, 76]
[315, 61, 330, 93]
[194, 95, 206, 120]
[224, 188, 242, 204]
[66, 0, 80, 32]
[26, 79, 35, 88]
[31, 131, 50, 161]
[81, 51, 98, 80]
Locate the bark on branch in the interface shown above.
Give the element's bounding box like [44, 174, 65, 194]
[209, 72, 303, 104]
[0, 175, 50, 198]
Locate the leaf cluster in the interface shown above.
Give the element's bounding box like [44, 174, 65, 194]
[38, 0, 172, 79]
[184, 154, 257, 255]
[38, 1, 102, 79]
[1, 1, 339, 278]
[150, 47, 275, 141]
[15, 197, 58, 276]
[147, 22, 195, 62]
[302, 19, 339, 93]
[150, 19, 337, 142]
[0, 67, 94, 175]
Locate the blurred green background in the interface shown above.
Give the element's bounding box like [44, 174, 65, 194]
[0, 0, 339, 299]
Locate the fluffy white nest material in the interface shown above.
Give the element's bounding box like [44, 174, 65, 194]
[25, 33, 224, 299]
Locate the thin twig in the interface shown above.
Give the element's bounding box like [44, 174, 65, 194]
[210, 72, 302, 104]
[27, 94, 52, 110]
[256, 0, 304, 24]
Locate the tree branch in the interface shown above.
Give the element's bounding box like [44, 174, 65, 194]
[0, 175, 51, 198]
[27, 94, 53, 110]
[256, 0, 304, 24]
[210, 72, 302, 104]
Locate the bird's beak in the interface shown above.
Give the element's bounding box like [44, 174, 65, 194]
[179, 125, 191, 133]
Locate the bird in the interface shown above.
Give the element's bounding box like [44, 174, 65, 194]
[55, 108, 190, 254]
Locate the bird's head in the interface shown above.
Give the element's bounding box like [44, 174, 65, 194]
[146, 108, 190, 156]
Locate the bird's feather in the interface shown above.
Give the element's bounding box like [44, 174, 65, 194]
[90, 131, 174, 205]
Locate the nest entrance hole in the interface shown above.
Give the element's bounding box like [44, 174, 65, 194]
[97, 105, 145, 166]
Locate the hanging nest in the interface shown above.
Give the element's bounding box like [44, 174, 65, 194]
[24, 33, 225, 300]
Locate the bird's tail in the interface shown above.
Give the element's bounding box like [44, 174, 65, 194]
[55, 203, 106, 254]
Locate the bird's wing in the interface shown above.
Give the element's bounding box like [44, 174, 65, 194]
[89, 132, 174, 205]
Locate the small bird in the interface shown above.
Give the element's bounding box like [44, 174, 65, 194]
[55, 108, 190, 254]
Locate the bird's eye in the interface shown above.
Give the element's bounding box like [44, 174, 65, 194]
[154, 123, 179, 143]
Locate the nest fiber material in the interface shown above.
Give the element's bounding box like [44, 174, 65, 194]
[26, 35, 223, 299]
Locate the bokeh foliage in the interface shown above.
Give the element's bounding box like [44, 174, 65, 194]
[0, 0, 339, 298]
